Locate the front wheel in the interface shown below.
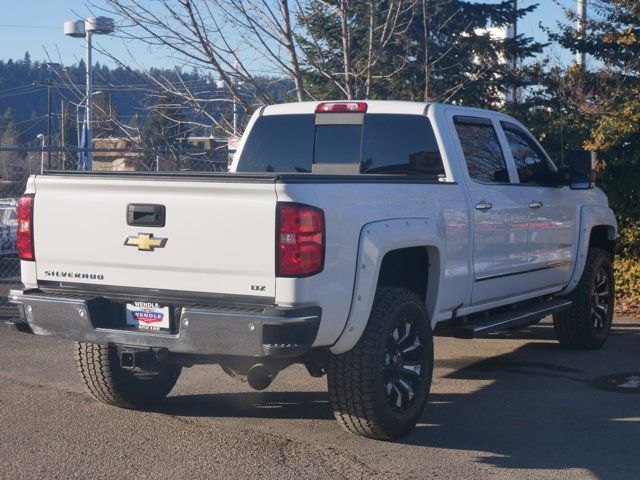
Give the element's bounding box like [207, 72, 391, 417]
[553, 247, 615, 350]
[75, 342, 181, 409]
[327, 287, 434, 440]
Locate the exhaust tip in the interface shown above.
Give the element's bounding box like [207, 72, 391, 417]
[247, 364, 274, 391]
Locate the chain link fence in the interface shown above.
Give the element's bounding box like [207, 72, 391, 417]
[0, 144, 231, 312]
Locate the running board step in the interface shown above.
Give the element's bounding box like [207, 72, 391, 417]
[452, 299, 572, 339]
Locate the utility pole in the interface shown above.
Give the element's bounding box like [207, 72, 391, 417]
[61, 99, 66, 170]
[508, 0, 518, 104]
[86, 29, 94, 169]
[422, 0, 430, 101]
[576, 0, 587, 67]
[47, 80, 53, 169]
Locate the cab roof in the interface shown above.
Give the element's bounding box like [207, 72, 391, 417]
[261, 100, 431, 116]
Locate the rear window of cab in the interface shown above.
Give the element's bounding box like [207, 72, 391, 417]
[236, 114, 445, 179]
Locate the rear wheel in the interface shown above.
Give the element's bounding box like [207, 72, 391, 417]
[553, 247, 615, 350]
[327, 287, 433, 440]
[75, 342, 181, 409]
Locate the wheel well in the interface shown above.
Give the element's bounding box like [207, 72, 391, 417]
[376, 247, 429, 301]
[589, 225, 616, 258]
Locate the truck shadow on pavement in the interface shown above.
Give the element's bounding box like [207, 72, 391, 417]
[154, 321, 638, 477]
[156, 390, 334, 420]
[404, 321, 640, 478]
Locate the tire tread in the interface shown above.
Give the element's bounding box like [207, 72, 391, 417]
[553, 247, 614, 350]
[327, 287, 433, 440]
[75, 342, 181, 409]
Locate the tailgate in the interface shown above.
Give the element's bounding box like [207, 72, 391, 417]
[32, 175, 277, 299]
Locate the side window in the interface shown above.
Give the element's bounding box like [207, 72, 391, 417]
[454, 116, 509, 183]
[360, 115, 445, 178]
[237, 115, 315, 172]
[501, 122, 552, 186]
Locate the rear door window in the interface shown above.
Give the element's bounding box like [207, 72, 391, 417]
[454, 116, 510, 183]
[237, 113, 445, 179]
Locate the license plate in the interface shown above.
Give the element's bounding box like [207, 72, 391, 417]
[125, 302, 171, 331]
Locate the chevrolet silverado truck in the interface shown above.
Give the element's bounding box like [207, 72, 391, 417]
[10, 101, 617, 440]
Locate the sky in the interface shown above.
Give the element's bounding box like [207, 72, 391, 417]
[0, 0, 580, 71]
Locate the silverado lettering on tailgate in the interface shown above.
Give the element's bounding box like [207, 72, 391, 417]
[43, 271, 105, 280]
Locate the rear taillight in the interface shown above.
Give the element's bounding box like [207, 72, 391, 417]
[17, 195, 34, 261]
[315, 102, 367, 113]
[277, 203, 324, 277]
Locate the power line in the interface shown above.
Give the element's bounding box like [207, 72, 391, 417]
[0, 84, 44, 95]
[0, 24, 59, 30]
[0, 87, 47, 100]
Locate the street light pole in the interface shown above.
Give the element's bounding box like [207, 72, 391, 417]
[64, 16, 114, 171]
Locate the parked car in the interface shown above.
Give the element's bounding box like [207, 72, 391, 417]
[0, 199, 18, 256]
[10, 101, 616, 440]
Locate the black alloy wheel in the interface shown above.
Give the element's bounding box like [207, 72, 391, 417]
[384, 313, 426, 413]
[553, 247, 615, 350]
[591, 266, 611, 330]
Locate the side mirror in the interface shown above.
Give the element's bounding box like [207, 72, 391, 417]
[568, 150, 596, 189]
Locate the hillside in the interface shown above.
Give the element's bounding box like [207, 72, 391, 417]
[0, 52, 216, 143]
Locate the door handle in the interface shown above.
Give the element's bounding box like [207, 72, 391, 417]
[475, 201, 493, 211]
[528, 201, 543, 209]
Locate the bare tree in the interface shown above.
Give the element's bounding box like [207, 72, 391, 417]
[95, 0, 308, 128]
[220, 0, 306, 101]
[294, 0, 416, 99]
[90, 0, 516, 134]
[362, 0, 415, 98]
[337, 0, 354, 98]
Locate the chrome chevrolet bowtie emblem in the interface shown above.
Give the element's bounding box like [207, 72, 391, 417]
[124, 233, 168, 251]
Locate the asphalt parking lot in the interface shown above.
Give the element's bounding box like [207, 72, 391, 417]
[1, 316, 638, 480]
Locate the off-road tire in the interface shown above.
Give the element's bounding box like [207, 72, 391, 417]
[75, 342, 181, 409]
[327, 287, 433, 440]
[553, 247, 615, 350]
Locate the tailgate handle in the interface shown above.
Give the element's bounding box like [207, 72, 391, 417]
[127, 204, 166, 227]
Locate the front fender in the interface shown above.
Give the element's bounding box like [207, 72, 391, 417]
[563, 205, 617, 295]
[330, 218, 444, 355]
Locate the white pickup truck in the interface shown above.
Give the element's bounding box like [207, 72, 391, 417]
[10, 101, 617, 440]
